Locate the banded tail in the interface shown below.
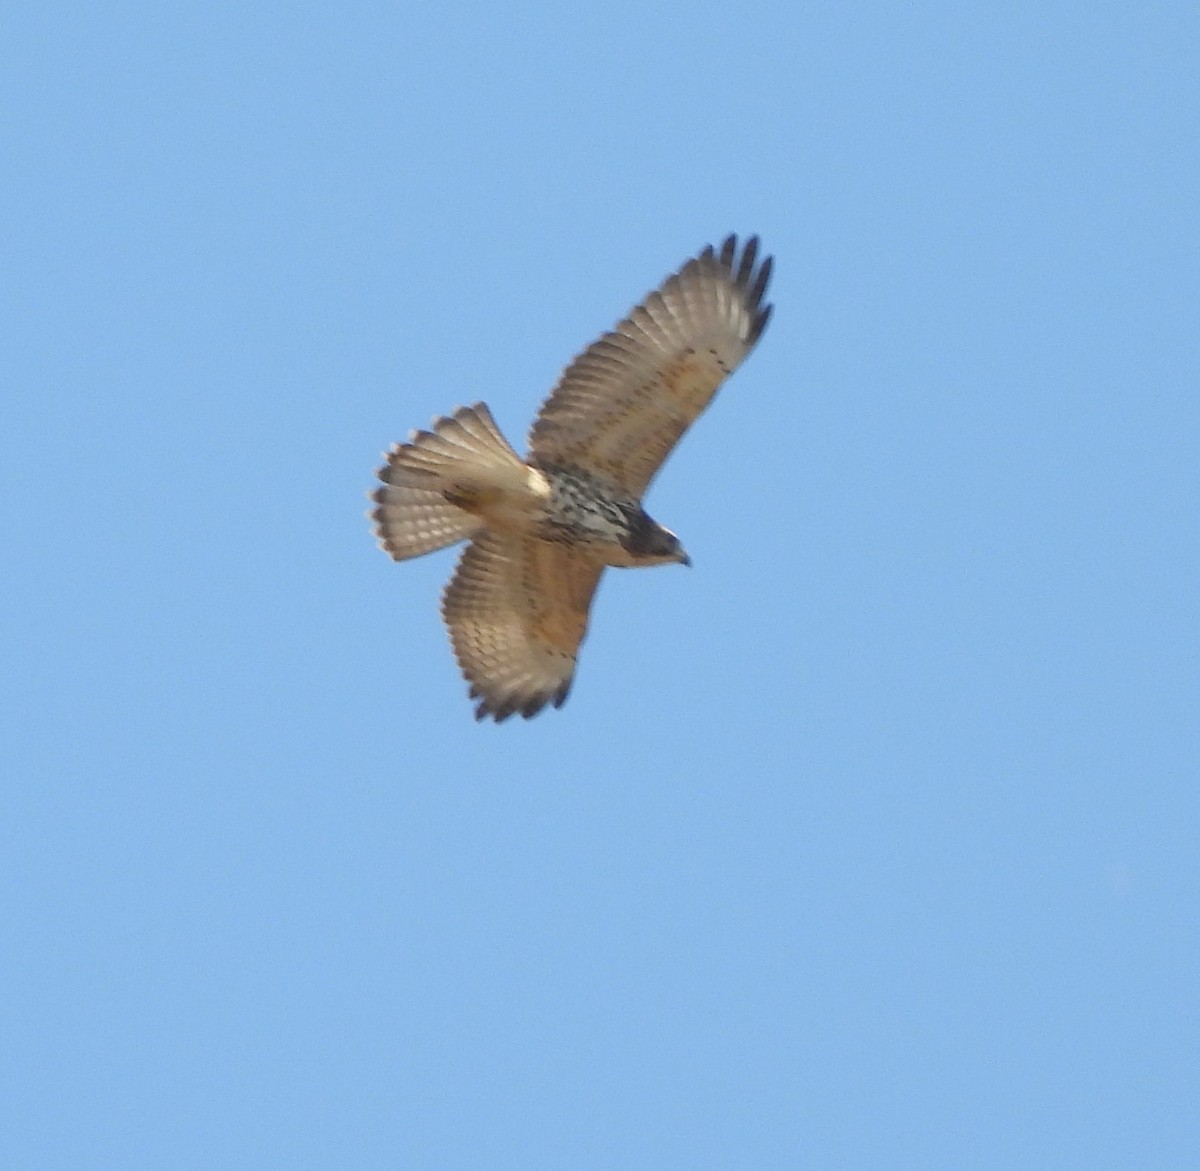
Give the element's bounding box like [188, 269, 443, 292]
[370, 402, 533, 562]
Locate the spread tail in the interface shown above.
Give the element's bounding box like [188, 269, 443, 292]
[370, 402, 530, 561]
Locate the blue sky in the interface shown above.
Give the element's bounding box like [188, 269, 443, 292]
[3, 2, 1198, 1167]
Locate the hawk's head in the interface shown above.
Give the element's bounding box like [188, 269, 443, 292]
[621, 512, 691, 568]
[656, 528, 692, 568]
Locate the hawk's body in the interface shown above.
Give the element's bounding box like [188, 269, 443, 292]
[527, 462, 677, 566]
[371, 235, 773, 720]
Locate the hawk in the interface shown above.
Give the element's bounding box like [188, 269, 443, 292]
[370, 235, 773, 721]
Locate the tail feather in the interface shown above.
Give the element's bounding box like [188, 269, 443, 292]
[384, 403, 529, 488]
[370, 402, 532, 562]
[371, 481, 482, 561]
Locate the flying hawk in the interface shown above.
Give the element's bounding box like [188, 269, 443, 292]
[370, 235, 773, 721]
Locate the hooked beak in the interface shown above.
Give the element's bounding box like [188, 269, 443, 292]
[678, 550, 692, 568]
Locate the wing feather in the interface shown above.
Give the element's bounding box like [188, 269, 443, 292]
[441, 531, 604, 721]
[529, 234, 773, 495]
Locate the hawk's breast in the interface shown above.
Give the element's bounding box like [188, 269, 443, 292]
[535, 464, 637, 550]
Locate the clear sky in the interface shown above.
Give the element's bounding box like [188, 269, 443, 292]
[4, 2, 1198, 1167]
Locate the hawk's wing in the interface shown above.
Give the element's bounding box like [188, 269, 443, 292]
[528, 235, 773, 497]
[441, 530, 604, 721]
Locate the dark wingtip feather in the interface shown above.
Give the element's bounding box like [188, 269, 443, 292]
[468, 684, 561, 722]
[706, 235, 772, 346]
[476, 695, 515, 722]
[735, 237, 759, 287]
[751, 303, 773, 345]
[749, 254, 773, 307]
